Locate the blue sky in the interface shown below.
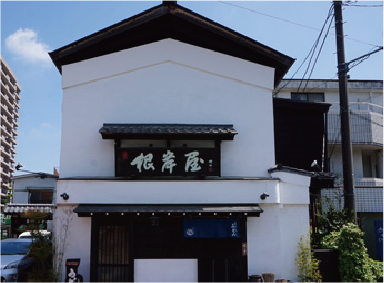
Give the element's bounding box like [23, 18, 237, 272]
[1, 1, 383, 175]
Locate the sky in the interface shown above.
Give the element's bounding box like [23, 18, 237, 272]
[1, 0, 383, 175]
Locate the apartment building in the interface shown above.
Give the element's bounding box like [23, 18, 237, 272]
[1, 56, 21, 205]
[275, 79, 383, 260]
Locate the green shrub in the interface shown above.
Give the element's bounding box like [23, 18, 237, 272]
[320, 231, 340, 250]
[370, 260, 383, 282]
[322, 223, 383, 282]
[312, 194, 352, 248]
[296, 234, 322, 282]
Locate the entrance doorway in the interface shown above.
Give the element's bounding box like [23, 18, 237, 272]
[90, 215, 247, 282]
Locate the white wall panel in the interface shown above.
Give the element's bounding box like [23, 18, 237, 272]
[60, 40, 275, 178]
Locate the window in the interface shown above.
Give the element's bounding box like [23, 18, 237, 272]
[362, 150, 380, 178]
[29, 190, 53, 204]
[291, 93, 325, 103]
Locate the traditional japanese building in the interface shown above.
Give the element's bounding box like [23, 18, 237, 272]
[49, 2, 318, 281]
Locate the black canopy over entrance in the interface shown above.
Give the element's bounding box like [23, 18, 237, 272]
[74, 204, 263, 217]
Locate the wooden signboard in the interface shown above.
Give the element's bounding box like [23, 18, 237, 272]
[115, 147, 220, 177]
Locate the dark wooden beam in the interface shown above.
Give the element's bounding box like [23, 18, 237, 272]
[163, 0, 177, 5]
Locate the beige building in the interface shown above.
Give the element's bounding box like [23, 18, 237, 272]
[1, 56, 21, 206]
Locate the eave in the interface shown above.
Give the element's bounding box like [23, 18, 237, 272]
[49, 2, 294, 87]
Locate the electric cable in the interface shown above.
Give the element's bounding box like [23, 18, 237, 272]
[273, 3, 335, 96]
[342, 3, 383, 7]
[218, 1, 323, 32]
[302, 12, 335, 92]
[218, 0, 380, 48]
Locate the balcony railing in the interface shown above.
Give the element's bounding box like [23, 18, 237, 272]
[14, 108, 19, 118]
[1, 168, 10, 179]
[328, 109, 383, 146]
[0, 156, 9, 167]
[328, 101, 382, 113]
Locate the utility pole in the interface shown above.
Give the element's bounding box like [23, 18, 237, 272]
[333, 1, 356, 223]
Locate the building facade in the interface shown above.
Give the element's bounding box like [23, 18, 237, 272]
[50, 2, 318, 281]
[1, 56, 21, 237]
[275, 79, 383, 260]
[3, 173, 58, 238]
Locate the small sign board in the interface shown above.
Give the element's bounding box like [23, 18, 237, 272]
[116, 147, 220, 177]
[183, 218, 241, 238]
[374, 220, 383, 262]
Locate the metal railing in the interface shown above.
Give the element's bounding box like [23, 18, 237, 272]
[328, 109, 383, 146]
[329, 101, 383, 114]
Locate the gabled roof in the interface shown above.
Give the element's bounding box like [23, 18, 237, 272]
[49, 1, 294, 87]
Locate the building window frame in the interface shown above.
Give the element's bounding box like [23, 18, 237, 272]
[28, 189, 53, 204]
[291, 92, 325, 103]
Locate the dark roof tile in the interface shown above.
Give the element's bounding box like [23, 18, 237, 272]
[100, 123, 237, 140]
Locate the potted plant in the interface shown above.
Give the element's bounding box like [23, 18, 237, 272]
[295, 234, 322, 282]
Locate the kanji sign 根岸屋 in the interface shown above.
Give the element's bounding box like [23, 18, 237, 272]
[116, 147, 220, 177]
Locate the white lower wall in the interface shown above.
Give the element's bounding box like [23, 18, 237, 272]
[56, 177, 312, 206]
[247, 204, 309, 281]
[55, 203, 308, 282]
[134, 259, 198, 282]
[54, 172, 310, 282]
[53, 205, 91, 282]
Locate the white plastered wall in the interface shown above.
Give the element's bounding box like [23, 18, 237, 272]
[247, 172, 311, 281]
[53, 205, 91, 282]
[59, 39, 275, 178]
[55, 172, 311, 282]
[55, 39, 311, 282]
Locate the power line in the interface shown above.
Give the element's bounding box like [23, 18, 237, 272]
[302, 9, 335, 92]
[346, 46, 383, 72]
[343, 3, 383, 7]
[218, 1, 322, 32]
[274, 73, 340, 96]
[281, 4, 335, 95]
[381, 0, 384, 42]
[218, 1, 381, 48]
